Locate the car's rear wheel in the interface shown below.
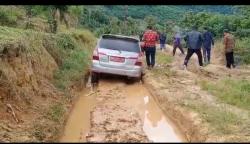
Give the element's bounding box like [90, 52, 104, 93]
[125, 76, 135, 84]
[91, 72, 99, 84]
[140, 72, 144, 84]
[126, 73, 143, 84]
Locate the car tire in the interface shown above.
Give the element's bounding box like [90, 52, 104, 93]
[140, 72, 144, 84]
[91, 72, 99, 84]
[126, 75, 142, 84]
[125, 76, 134, 84]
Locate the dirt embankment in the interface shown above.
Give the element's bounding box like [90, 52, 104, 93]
[0, 26, 95, 142]
[143, 44, 250, 142]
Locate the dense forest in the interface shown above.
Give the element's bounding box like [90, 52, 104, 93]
[0, 5, 249, 64]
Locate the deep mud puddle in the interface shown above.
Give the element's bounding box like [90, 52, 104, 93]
[60, 90, 97, 142]
[60, 76, 184, 142]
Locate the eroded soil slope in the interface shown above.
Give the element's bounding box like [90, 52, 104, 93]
[0, 27, 95, 142]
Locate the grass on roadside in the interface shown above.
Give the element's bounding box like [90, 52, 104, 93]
[183, 77, 250, 139]
[151, 51, 175, 77]
[156, 51, 173, 64]
[184, 101, 244, 135]
[200, 78, 250, 111]
[52, 29, 96, 90]
[46, 102, 65, 122]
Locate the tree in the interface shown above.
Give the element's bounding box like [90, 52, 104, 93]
[48, 5, 69, 33]
[23, 6, 32, 29]
[237, 5, 250, 17]
[144, 15, 158, 28]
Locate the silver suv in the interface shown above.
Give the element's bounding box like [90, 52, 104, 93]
[91, 34, 143, 83]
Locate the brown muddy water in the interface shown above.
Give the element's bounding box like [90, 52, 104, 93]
[60, 90, 97, 142]
[60, 76, 184, 142]
[124, 82, 184, 142]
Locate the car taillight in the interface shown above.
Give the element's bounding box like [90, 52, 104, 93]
[135, 61, 142, 66]
[93, 55, 99, 60]
[135, 55, 143, 66]
[93, 48, 99, 60]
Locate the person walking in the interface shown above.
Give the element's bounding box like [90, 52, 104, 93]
[159, 32, 167, 51]
[202, 27, 214, 65]
[173, 32, 185, 56]
[183, 26, 203, 70]
[142, 25, 159, 69]
[223, 29, 236, 69]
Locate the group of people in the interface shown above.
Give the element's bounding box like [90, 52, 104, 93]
[140, 25, 236, 70]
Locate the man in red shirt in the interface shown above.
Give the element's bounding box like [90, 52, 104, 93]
[142, 25, 159, 69]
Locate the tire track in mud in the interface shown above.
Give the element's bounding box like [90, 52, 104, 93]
[85, 78, 150, 142]
[60, 74, 185, 142]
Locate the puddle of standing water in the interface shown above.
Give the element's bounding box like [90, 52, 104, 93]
[125, 84, 184, 142]
[60, 76, 184, 142]
[60, 91, 96, 142]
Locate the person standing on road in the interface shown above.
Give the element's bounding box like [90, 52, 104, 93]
[183, 26, 203, 70]
[202, 27, 214, 65]
[142, 25, 159, 69]
[173, 32, 185, 56]
[223, 29, 236, 69]
[159, 32, 167, 51]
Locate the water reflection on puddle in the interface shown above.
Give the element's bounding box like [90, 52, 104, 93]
[126, 86, 183, 142]
[143, 109, 181, 142]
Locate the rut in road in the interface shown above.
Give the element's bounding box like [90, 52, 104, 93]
[85, 76, 184, 142]
[60, 74, 184, 142]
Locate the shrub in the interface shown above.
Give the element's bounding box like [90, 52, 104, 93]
[235, 38, 250, 64]
[201, 78, 250, 110]
[0, 6, 25, 27]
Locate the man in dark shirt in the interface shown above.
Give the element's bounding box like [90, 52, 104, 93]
[202, 27, 214, 64]
[183, 26, 203, 70]
[173, 32, 185, 56]
[159, 32, 167, 51]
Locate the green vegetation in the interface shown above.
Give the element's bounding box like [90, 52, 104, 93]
[151, 51, 175, 77]
[156, 51, 173, 64]
[235, 38, 250, 64]
[0, 6, 25, 27]
[0, 25, 96, 91]
[102, 6, 236, 23]
[200, 78, 250, 110]
[2, 6, 249, 65]
[75, 5, 250, 64]
[53, 29, 96, 90]
[185, 102, 244, 136]
[47, 103, 65, 122]
[179, 6, 250, 64]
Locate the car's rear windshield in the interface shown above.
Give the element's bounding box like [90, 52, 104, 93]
[99, 36, 140, 53]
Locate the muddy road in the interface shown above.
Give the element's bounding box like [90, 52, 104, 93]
[60, 43, 250, 142]
[60, 74, 185, 142]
